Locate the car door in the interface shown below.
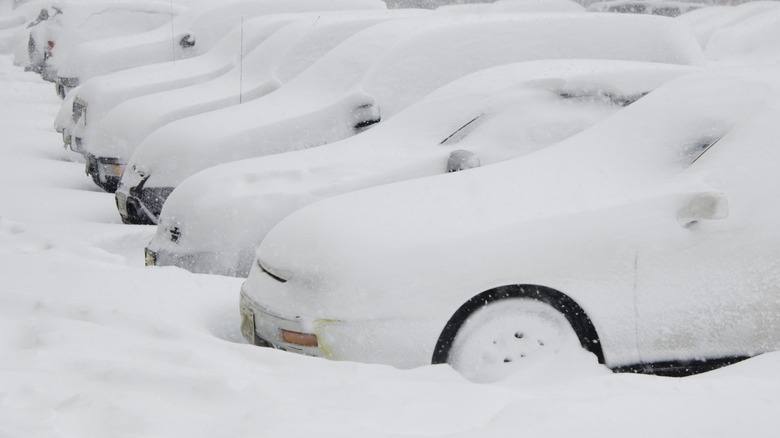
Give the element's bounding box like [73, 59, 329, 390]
[634, 122, 780, 367]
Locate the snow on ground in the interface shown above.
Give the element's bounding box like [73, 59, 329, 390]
[2, 51, 780, 437]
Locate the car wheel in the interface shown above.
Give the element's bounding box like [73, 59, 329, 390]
[446, 297, 583, 383]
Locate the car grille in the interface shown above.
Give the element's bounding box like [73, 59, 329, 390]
[169, 226, 181, 243]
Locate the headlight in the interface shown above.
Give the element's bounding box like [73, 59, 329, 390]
[256, 258, 292, 283]
[97, 158, 125, 180]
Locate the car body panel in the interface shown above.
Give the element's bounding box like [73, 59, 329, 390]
[240, 67, 780, 370]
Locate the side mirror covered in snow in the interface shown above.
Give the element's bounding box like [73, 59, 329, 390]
[677, 192, 728, 227]
[349, 92, 380, 133]
[447, 150, 480, 173]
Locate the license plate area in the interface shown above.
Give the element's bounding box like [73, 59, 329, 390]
[240, 305, 256, 344]
[144, 248, 157, 266]
[116, 192, 127, 216]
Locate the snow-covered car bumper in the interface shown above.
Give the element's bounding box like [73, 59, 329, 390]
[239, 281, 438, 368]
[85, 153, 123, 192]
[240, 287, 331, 357]
[144, 245, 247, 277]
[115, 185, 172, 225]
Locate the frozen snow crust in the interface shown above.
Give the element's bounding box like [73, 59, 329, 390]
[126, 12, 704, 193]
[152, 59, 696, 277]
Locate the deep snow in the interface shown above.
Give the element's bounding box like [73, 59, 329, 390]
[1, 33, 780, 438]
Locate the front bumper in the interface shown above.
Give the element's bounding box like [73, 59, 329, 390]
[85, 153, 123, 193]
[58, 75, 79, 89]
[144, 246, 246, 277]
[240, 288, 331, 358]
[115, 184, 172, 225]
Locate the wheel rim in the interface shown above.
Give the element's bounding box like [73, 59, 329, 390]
[448, 298, 581, 383]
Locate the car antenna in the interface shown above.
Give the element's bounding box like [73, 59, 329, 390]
[239, 16, 244, 104]
[169, 0, 175, 65]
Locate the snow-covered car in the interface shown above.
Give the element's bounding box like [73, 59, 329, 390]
[147, 59, 696, 277]
[26, 1, 184, 87]
[79, 10, 424, 192]
[702, 6, 780, 65]
[116, 13, 705, 224]
[238, 67, 780, 382]
[678, 1, 780, 50]
[52, 0, 385, 95]
[67, 12, 304, 184]
[587, 0, 703, 17]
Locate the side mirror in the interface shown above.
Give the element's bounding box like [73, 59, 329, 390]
[677, 192, 728, 227]
[349, 92, 380, 133]
[447, 150, 480, 173]
[179, 33, 195, 49]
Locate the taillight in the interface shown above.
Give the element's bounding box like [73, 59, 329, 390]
[45, 40, 54, 58]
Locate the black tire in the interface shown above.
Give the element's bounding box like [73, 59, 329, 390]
[432, 285, 604, 382]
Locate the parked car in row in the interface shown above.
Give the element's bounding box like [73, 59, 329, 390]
[26, 0, 184, 91]
[115, 13, 705, 225]
[63, 12, 300, 160]
[239, 67, 780, 382]
[677, 0, 780, 49]
[146, 59, 696, 277]
[52, 0, 385, 95]
[77, 10, 425, 192]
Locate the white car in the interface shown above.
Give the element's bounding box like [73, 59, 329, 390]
[147, 59, 696, 277]
[703, 6, 780, 65]
[116, 13, 705, 224]
[26, 1, 184, 87]
[52, 0, 385, 94]
[239, 67, 780, 382]
[78, 10, 424, 192]
[678, 1, 780, 50]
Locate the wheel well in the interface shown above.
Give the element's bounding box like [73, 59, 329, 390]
[431, 284, 605, 365]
